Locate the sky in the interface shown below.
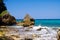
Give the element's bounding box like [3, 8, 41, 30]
[4, 0, 60, 19]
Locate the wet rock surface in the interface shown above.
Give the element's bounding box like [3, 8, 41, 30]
[0, 26, 58, 40]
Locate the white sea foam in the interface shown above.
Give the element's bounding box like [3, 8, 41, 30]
[7, 25, 58, 40]
[10, 25, 57, 34]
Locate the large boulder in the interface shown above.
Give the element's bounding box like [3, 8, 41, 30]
[23, 14, 35, 27]
[0, 0, 16, 26]
[17, 14, 35, 27]
[2, 14, 16, 26]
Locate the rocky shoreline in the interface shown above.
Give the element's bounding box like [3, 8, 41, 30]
[0, 0, 60, 40]
[0, 26, 60, 40]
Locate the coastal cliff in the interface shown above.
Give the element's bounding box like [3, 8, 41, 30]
[0, 0, 16, 26]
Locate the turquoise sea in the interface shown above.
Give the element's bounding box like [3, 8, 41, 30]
[16, 19, 60, 27]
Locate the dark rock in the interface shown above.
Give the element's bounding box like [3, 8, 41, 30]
[30, 18, 35, 22]
[25, 38, 32, 40]
[23, 24, 29, 27]
[37, 28, 41, 31]
[0, 17, 2, 23]
[0, 36, 14, 40]
[0, 16, 3, 25]
[2, 14, 16, 26]
[30, 18, 35, 25]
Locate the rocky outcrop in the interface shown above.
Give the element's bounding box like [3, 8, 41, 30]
[57, 29, 60, 40]
[0, 13, 16, 26]
[2, 14, 16, 26]
[22, 14, 35, 27]
[17, 14, 35, 27]
[0, 0, 16, 26]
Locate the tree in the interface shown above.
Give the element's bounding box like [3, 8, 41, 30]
[0, 0, 7, 14]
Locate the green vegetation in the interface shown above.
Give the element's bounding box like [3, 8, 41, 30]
[0, 0, 3, 3]
[0, 10, 9, 17]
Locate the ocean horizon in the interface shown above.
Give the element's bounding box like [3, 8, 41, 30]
[16, 19, 60, 27]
